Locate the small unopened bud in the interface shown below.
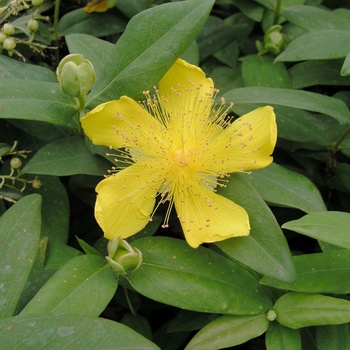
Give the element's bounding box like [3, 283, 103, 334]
[267, 309, 277, 321]
[32, 177, 42, 189]
[105, 237, 142, 275]
[10, 157, 22, 169]
[56, 54, 96, 98]
[3, 37, 16, 51]
[27, 19, 39, 32]
[2, 23, 15, 36]
[0, 32, 6, 44]
[32, 0, 44, 6]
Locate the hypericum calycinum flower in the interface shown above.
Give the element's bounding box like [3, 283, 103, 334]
[81, 59, 277, 248]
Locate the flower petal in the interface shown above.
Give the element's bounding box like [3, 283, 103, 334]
[158, 59, 215, 140]
[83, 0, 108, 13]
[81, 97, 166, 155]
[94, 162, 163, 240]
[173, 177, 250, 248]
[208, 106, 277, 173]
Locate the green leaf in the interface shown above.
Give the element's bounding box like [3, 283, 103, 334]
[0, 314, 160, 349]
[22, 135, 111, 176]
[247, 163, 326, 213]
[242, 55, 292, 88]
[127, 237, 273, 315]
[274, 106, 341, 147]
[282, 211, 350, 249]
[341, 53, 350, 76]
[265, 323, 301, 350]
[87, 0, 215, 107]
[276, 30, 350, 62]
[0, 55, 56, 81]
[196, 15, 244, 61]
[44, 240, 82, 271]
[315, 324, 350, 350]
[221, 86, 350, 126]
[281, 5, 350, 31]
[274, 292, 350, 329]
[261, 250, 350, 294]
[290, 59, 350, 89]
[65, 34, 114, 82]
[25, 176, 70, 243]
[20, 254, 118, 317]
[59, 9, 127, 37]
[216, 173, 296, 284]
[0, 80, 78, 125]
[185, 314, 269, 350]
[0, 194, 41, 320]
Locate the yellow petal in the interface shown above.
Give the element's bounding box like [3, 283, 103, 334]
[158, 59, 215, 141]
[83, 0, 108, 13]
[208, 106, 277, 173]
[173, 177, 250, 248]
[94, 162, 163, 240]
[81, 97, 166, 156]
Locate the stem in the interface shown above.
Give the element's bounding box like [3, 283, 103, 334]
[331, 125, 350, 151]
[273, 0, 282, 25]
[53, 0, 61, 64]
[124, 287, 136, 314]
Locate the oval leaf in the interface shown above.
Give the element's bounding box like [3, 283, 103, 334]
[87, 0, 215, 107]
[276, 30, 350, 62]
[261, 250, 350, 294]
[274, 292, 350, 329]
[222, 86, 350, 126]
[247, 163, 326, 213]
[22, 136, 111, 176]
[20, 254, 118, 317]
[0, 194, 41, 320]
[0, 314, 160, 349]
[0, 80, 77, 125]
[265, 323, 301, 350]
[282, 211, 350, 249]
[216, 173, 296, 284]
[127, 237, 273, 315]
[185, 314, 269, 350]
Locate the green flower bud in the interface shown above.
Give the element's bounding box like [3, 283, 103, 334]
[263, 25, 286, 55]
[0, 32, 6, 44]
[3, 37, 16, 51]
[105, 237, 143, 275]
[27, 19, 39, 32]
[32, 0, 44, 6]
[267, 310, 277, 322]
[10, 157, 22, 169]
[31, 177, 42, 189]
[2, 23, 15, 36]
[56, 54, 96, 98]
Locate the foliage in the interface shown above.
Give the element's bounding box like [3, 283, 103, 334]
[1, 0, 350, 348]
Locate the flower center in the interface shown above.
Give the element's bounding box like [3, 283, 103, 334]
[173, 148, 190, 167]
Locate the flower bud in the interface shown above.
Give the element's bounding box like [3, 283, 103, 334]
[3, 37, 16, 51]
[105, 237, 142, 275]
[2, 23, 15, 36]
[263, 25, 286, 55]
[10, 157, 22, 169]
[27, 19, 39, 32]
[31, 177, 42, 189]
[32, 0, 44, 6]
[56, 54, 96, 98]
[0, 32, 6, 44]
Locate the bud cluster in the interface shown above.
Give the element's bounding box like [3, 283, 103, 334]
[0, 0, 48, 59]
[0, 141, 41, 203]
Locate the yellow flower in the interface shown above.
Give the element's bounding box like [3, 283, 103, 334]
[81, 58, 277, 248]
[83, 0, 116, 13]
